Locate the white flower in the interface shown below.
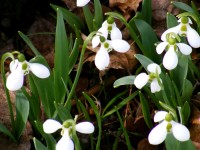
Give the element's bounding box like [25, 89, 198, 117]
[77, 0, 90, 7]
[156, 34, 192, 70]
[93, 37, 130, 70]
[43, 119, 95, 150]
[6, 56, 50, 91]
[134, 63, 162, 93]
[148, 111, 190, 145]
[161, 17, 200, 48]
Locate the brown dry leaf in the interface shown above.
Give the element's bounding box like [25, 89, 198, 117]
[109, 0, 142, 13]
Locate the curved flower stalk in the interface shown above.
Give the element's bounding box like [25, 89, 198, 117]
[94, 36, 130, 70]
[161, 16, 200, 48]
[77, 0, 90, 7]
[6, 54, 50, 91]
[156, 33, 192, 70]
[148, 111, 190, 145]
[43, 118, 95, 150]
[134, 63, 162, 93]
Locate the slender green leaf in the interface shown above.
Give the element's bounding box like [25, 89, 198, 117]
[141, 0, 152, 24]
[159, 101, 177, 120]
[18, 31, 40, 56]
[69, 38, 79, 73]
[113, 76, 135, 88]
[30, 56, 55, 118]
[139, 92, 153, 128]
[82, 92, 101, 150]
[54, 102, 72, 122]
[102, 91, 127, 115]
[15, 91, 30, 139]
[0, 123, 16, 142]
[170, 54, 188, 92]
[102, 91, 138, 118]
[33, 137, 48, 150]
[83, 6, 94, 32]
[51, 4, 84, 30]
[134, 19, 161, 63]
[134, 54, 154, 71]
[181, 79, 193, 103]
[172, 1, 194, 13]
[54, 8, 69, 102]
[116, 109, 132, 150]
[181, 101, 191, 125]
[94, 0, 103, 29]
[167, 13, 178, 28]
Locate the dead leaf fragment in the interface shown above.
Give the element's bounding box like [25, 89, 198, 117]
[109, 0, 142, 13]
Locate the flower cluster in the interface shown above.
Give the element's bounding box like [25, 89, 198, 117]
[148, 111, 190, 145]
[43, 118, 94, 150]
[6, 54, 50, 91]
[157, 16, 200, 70]
[92, 17, 130, 70]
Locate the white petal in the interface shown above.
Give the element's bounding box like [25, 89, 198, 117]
[75, 122, 95, 134]
[150, 79, 161, 93]
[95, 48, 110, 70]
[176, 43, 192, 55]
[161, 26, 180, 41]
[98, 26, 108, 39]
[6, 67, 24, 91]
[92, 36, 100, 48]
[148, 121, 168, 145]
[43, 119, 62, 134]
[110, 39, 130, 53]
[147, 63, 161, 74]
[172, 121, 190, 142]
[154, 111, 168, 122]
[156, 42, 168, 54]
[29, 63, 50, 78]
[76, 0, 90, 7]
[110, 26, 122, 40]
[186, 26, 200, 48]
[56, 133, 74, 150]
[163, 48, 178, 70]
[9, 59, 19, 72]
[134, 73, 149, 89]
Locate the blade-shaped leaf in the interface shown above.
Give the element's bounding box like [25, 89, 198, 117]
[33, 137, 48, 150]
[15, 91, 30, 139]
[113, 76, 135, 88]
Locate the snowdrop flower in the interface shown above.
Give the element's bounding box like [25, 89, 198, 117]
[6, 54, 50, 91]
[92, 17, 122, 48]
[157, 33, 192, 70]
[43, 118, 95, 150]
[161, 16, 200, 48]
[134, 63, 162, 93]
[94, 36, 130, 70]
[148, 111, 190, 145]
[77, 0, 90, 7]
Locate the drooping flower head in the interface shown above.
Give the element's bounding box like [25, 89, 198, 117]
[77, 0, 90, 7]
[161, 16, 200, 48]
[43, 116, 95, 150]
[134, 63, 162, 93]
[92, 17, 130, 70]
[148, 111, 190, 145]
[6, 54, 50, 91]
[156, 32, 192, 70]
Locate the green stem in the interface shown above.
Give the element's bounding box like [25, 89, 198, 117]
[1, 53, 16, 135]
[64, 32, 96, 107]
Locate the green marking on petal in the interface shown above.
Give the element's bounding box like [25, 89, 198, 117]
[104, 42, 109, 48]
[166, 122, 172, 132]
[165, 113, 173, 122]
[18, 54, 25, 62]
[181, 17, 189, 24]
[107, 17, 114, 24]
